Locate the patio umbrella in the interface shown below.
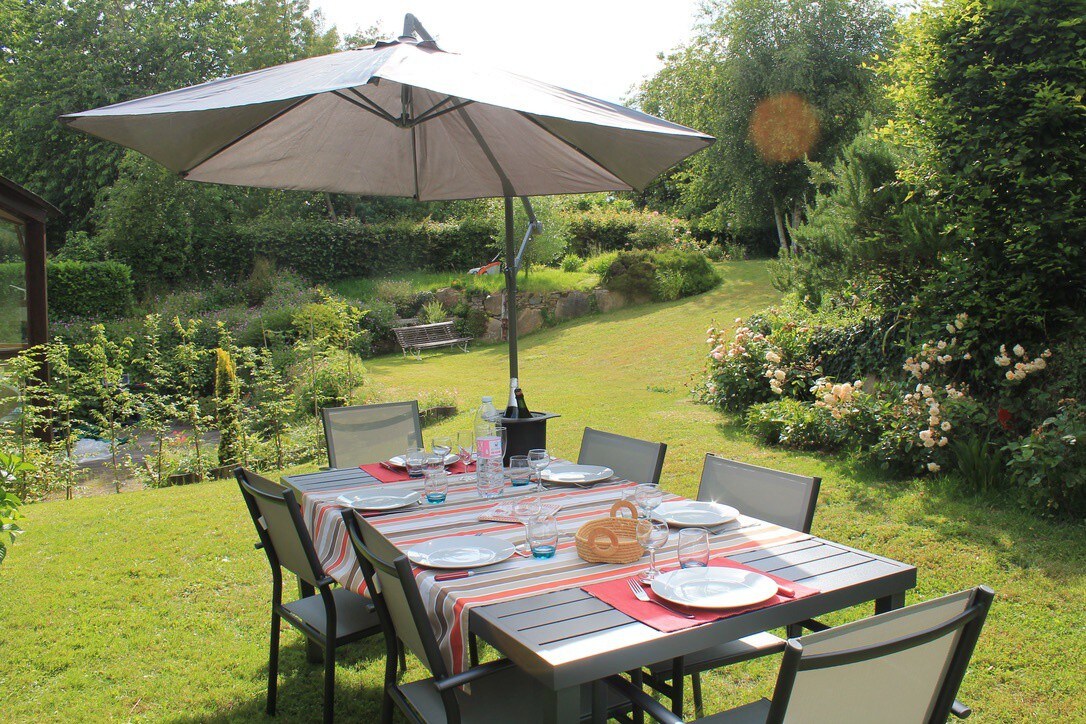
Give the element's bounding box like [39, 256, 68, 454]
[61, 14, 713, 380]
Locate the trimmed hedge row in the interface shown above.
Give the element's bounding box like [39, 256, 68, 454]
[49, 261, 135, 319]
[199, 217, 501, 282]
[0, 260, 136, 320]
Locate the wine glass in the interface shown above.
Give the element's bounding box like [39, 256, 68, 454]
[634, 484, 663, 517]
[528, 448, 550, 489]
[514, 495, 543, 548]
[456, 430, 475, 465]
[636, 517, 670, 581]
[431, 435, 453, 461]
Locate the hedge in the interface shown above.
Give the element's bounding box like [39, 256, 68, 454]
[48, 261, 135, 319]
[199, 217, 501, 282]
[601, 249, 721, 302]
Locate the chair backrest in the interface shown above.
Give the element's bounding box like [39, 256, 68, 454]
[322, 401, 422, 469]
[578, 427, 667, 484]
[340, 509, 447, 678]
[235, 468, 325, 587]
[767, 586, 994, 724]
[698, 455, 820, 533]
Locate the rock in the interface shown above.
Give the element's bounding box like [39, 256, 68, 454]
[483, 317, 505, 342]
[555, 291, 591, 320]
[483, 293, 504, 317]
[594, 289, 626, 313]
[517, 308, 544, 336]
[434, 287, 462, 310]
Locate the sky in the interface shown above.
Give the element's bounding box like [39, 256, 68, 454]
[309, 0, 705, 103]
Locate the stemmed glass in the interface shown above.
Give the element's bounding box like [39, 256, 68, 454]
[636, 517, 670, 581]
[431, 435, 453, 461]
[528, 448, 550, 489]
[634, 484, 663, 517]
[456, 430, 475, 465]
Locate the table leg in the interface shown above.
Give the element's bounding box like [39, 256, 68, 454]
[298, 577, 323, 664]
[592, 680, 607, 724]
[545, 686, 581, 724]
[875, 591, 906, 614]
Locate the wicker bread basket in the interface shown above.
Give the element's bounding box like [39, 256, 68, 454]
[575, 500, 644, 564]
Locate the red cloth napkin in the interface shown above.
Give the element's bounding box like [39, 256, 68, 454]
[582, 557, 819, 633]
[360, 459, 476, 483]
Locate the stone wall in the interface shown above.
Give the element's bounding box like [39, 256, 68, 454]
[432, 286, 628, 342]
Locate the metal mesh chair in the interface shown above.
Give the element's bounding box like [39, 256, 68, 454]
[322, 400, 422, 469]
[236, 468, 382, 723]
[340, 509, 629, 723]
[577, 427, 667, 484]
[610, 586, 994, 724]
[645, 455, 821, 717]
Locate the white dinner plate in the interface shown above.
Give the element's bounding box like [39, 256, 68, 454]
[651, 567, 778, 610]
[387, 452, 459, 468]
[655, 501, 739, 528]
[336, 490, 421, 511]
[407, 536, 516, 569]
[540, 464, 614, 485]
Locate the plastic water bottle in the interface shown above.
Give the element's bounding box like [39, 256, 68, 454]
[475, 396, 504, 497]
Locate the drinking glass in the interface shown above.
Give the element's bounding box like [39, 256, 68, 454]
[431, 435, 453, 460]
[677, 528, 711, 569]
[635, 517, 670, 580]
[424, 466, 448, 504]
[457, 430, 476, 465]
[514, 495, 543, 546]
[527, 514, 559, 559]
[405, 446, 426, 478]
[616, 488, 638, 517]
[527, 448, 550, 488]
[634, 484, 664, 517]
[507, 455, 532, 487]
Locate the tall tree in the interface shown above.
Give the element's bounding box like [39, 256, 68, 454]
[637, 0, 895, 250]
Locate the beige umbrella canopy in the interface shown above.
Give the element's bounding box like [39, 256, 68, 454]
[63, 14, 713, 377]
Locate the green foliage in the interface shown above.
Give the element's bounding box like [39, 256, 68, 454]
[47, 260, 135, 319]
[452, 303, 488, 340]
[602, 250, 721, 302]
[74, 325, 134, 492]
[290, 348, 360, 419]
[886, 0, 1086, 354]
[55, 230, 109, 261]
[580, 251, 620, 276]
[419, 300, 447, 325]
[636, 0, 895, 245]
[1004, 402, 1086, 518]
[213, 343, 242, 467]
[560, 254, 584, 272]
[0, 451, 31, 565]
[746, 398, 846, 451]
[131, 314, 177, 488]
[951, 434, 1004, 494]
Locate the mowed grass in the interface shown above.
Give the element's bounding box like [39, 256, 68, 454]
[330, 267, 598, 300]
[1, 261, 1083, 722]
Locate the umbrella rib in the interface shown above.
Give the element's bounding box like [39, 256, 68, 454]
[339, 89, 400, 125]
[515, 112, 633, 190]
[455, 106, 514, 197]
[409, 99, 475, 128]
[180, 95, 315, 177]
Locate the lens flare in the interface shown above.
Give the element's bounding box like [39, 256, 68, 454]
[748, 92, 820, 163]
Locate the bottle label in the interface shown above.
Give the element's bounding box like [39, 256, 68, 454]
[477, 435, 502, 458]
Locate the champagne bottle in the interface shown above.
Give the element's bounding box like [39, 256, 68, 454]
[515, 387, 531, 418]
[505, 377, 519, 419]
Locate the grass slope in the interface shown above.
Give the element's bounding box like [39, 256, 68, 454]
[330, 267, 598, 300]
[1, 261, 1083, 722]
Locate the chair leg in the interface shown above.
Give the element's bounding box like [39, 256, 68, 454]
[669, 658, 684, 716]
[469, 632, 480, 666]
[398, 638, 408, 673]
[322, 644, 335, 724]
[691, 672, 704, 719]
[267, 611, 281, 715]
[786, 623, 803, 638]
[298, 577, 322, 664]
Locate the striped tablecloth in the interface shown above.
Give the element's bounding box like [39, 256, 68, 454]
[297, 470, 810, 674]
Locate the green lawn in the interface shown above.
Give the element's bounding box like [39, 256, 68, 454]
[330, 267, 598, 300]
[1, 261, 1083, 722]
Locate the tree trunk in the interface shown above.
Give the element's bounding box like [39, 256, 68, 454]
[789, 202, 803, 255]
[323, 193, 338, 222]
[772, 198, 789, 254]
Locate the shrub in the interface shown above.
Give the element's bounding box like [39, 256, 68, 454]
[359, 299, 398, 354]
[560, 254, 584, 272]
[601, 250, 657, 299]
[653, 249, 720, 298]
[581, 251, 620, 275]
[1004, 401, 1086, 518]
[419, 299, 447, 324]
[290, 349, 361, 419]
[653, 268, 685, 302]
[629, 212, 682, 249]
[373, 279, 422, 317]
[565, 208, 639, 256]
[48, 261, 135, 319]
[452, 302, 488, 340]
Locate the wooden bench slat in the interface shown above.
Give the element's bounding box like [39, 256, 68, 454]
[393, 320, 472, 358]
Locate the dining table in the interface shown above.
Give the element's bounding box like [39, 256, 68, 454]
[284, 462, 916, 724]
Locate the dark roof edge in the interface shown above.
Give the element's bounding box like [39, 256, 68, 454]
[0, 175, 60, 222]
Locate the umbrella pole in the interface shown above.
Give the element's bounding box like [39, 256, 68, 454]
[504, 196, 518, 380]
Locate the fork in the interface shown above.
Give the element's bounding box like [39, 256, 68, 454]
[626, 577, 696, 619]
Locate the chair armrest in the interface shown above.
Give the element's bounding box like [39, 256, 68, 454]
[434, 658, 515, 691]
[604, 675, 684, 724]
[254, 542, 264, 550]
[951, 700, 972, 719]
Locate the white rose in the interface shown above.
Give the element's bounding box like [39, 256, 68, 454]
[765, 351, 781, 364]
[774, 369, 786, 382]
[1013, 344, 1025, 357]
[946, 324, 956, 334]
[941, 421, 952, 431]
[927, 462, 941, 473]
[938, 438, 948, 447]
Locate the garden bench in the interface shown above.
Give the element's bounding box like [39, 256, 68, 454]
[393, 321, 472, 360]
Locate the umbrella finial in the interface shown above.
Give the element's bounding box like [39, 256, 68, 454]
[402, 14, 434, 43]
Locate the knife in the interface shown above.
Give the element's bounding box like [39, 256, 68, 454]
[434, 571, 474, 582]
[776, 582, 797, 598]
